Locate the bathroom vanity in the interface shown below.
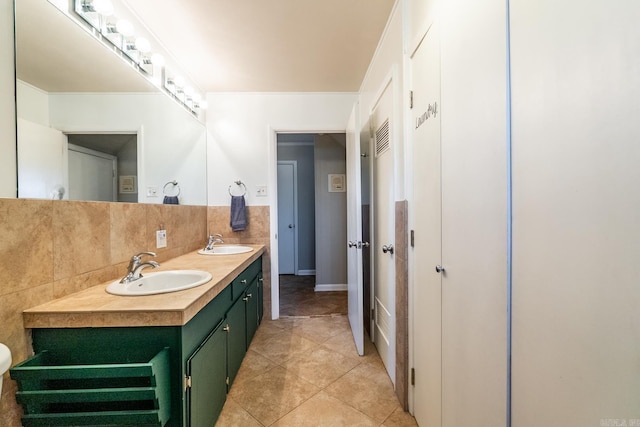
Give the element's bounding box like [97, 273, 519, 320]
[11, 246, 265, 427]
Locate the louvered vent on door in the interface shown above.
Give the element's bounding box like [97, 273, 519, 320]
[375, 118, 390, 157]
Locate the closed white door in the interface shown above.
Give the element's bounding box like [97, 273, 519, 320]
[346, 102, 364, 356]
[372, 80, 396, 383]
[410, 21, 442, 427]
[68, 144, 116, 202]
[277, 161, 297, 274]
[17, 118, 68, 199]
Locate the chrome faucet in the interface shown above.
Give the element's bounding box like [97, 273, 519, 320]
[120, 252, 159, 284]
[204, 234, 224, 250]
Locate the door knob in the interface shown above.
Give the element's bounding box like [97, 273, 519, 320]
[288, 224, 294, 228]
[382, 244, 394, 254]
[435, 265, 445, 273]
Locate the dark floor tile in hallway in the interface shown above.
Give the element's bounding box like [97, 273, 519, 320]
[279, 275, 347, 317]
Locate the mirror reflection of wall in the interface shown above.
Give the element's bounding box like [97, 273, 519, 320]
[14, 0, 208, 205]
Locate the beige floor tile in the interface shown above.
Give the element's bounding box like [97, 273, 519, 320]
[271, 391, 378, 427]
[250, 330, 318, 363]
[215, 397, 262, 427]
[280, 346, 360, 388]
[233, 349, 277, 386]
[228, 366, 320, 426]
[382, 406, 419, 427]
[290, 315, 352, 344]
[324, 362, 401, 423]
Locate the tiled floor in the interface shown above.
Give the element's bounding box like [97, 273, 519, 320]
[215, 315, 418, 426]
[278, 275, 348, 317]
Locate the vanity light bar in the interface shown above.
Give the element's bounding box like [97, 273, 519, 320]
[59, 0, 205, 116]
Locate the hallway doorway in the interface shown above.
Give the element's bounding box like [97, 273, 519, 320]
[278, 274, 347, 317]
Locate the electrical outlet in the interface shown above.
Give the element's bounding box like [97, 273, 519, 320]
[256, 185, 267, 197]
[147, 186, 159, 197]
[156, 230, 167, 248]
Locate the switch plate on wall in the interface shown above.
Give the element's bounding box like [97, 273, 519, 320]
[147, 186, 159, 197]
[156, 230, 167, 248]
[256, 185, 267, 197]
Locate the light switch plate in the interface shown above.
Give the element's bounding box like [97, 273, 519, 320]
[256, 185, 267, 197]
[147, 186, 159, 197]
[156, 230, 167, 248]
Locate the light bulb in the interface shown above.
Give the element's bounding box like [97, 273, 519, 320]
[93, 0, 113, 16]
[135, 37, 151, 53]
[115, 19, 134, 36]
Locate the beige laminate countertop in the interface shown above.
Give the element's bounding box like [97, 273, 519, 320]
[23, 245, 265, 329]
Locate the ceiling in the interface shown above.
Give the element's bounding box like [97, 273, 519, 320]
[124, 0, 396, 92]
[16, 0, 396, 94]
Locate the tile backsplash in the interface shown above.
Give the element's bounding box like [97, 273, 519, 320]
[0, 198, 206, 426]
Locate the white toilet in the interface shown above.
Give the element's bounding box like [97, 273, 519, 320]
[0, 343, 11, 396]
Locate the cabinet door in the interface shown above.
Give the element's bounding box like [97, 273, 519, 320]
[226, 295, 247, 388]
[186, 321, 227, 427]
[245, 279, 259, 346]
[257, 275, 264, 324]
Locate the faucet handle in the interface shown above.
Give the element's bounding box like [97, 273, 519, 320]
[134, 251, 157, 260]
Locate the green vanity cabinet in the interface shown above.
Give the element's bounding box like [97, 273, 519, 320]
[12, 257, 263, 427]
[185, 320, 227, 427]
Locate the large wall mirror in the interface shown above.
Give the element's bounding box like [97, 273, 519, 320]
[14, 0, 207, 205]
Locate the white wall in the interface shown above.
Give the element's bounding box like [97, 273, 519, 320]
[17, 81, 49, 126]
[205, 92, 357, 207]
[511, 1, 640, 424]
[0, 0, 16, 198]
[46, 93, 207, 205]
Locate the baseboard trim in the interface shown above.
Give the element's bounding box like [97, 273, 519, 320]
[297, 269, 316, 276]
[314, 283, 347, 292]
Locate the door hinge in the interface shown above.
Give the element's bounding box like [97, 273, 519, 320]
[411, 368, 415, 386]
[410, 230, 415, 247]
[409, 90, 414, 109]
[226, 377, 230, 386]
[184, 375, 192, 390]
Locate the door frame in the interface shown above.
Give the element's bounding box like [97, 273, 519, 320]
[268, 127, 345, 319]
[67, 143, 118, 201]
[276, 160, 299, 275]
[60, 128, 143, 202]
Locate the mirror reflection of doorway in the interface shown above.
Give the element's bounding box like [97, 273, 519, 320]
[66, 134, 138, 203]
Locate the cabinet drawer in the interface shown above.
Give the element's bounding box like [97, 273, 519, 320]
[232, 258, 262, 300]
[10, 348, 171, 426]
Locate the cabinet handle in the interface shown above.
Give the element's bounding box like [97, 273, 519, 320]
[246, 293, 252, 298]
[243, 297, 249, 301]
[223, 325, 230, 332]
[241, 279, 247, 284]
[258, 278, 263, 282]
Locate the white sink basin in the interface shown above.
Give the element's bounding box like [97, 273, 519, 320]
[106, 270, 212, 296]
[198, 245, 254, 255]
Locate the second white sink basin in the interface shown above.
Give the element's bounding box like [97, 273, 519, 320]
[106, 270, 212, 296]
[198, 245, 254, 255]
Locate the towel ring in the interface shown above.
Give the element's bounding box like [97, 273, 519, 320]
[229, 180, 246, 196]
[163, 180, 181, 197]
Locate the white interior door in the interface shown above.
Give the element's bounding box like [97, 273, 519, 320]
[372, 80, 396, 384]
[277, 161, 297, 275]
[410, 22, 442, 427]
[346, 102, 364, 356]
[17, 118, 68, 199]
[68, 144, 116, 202]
